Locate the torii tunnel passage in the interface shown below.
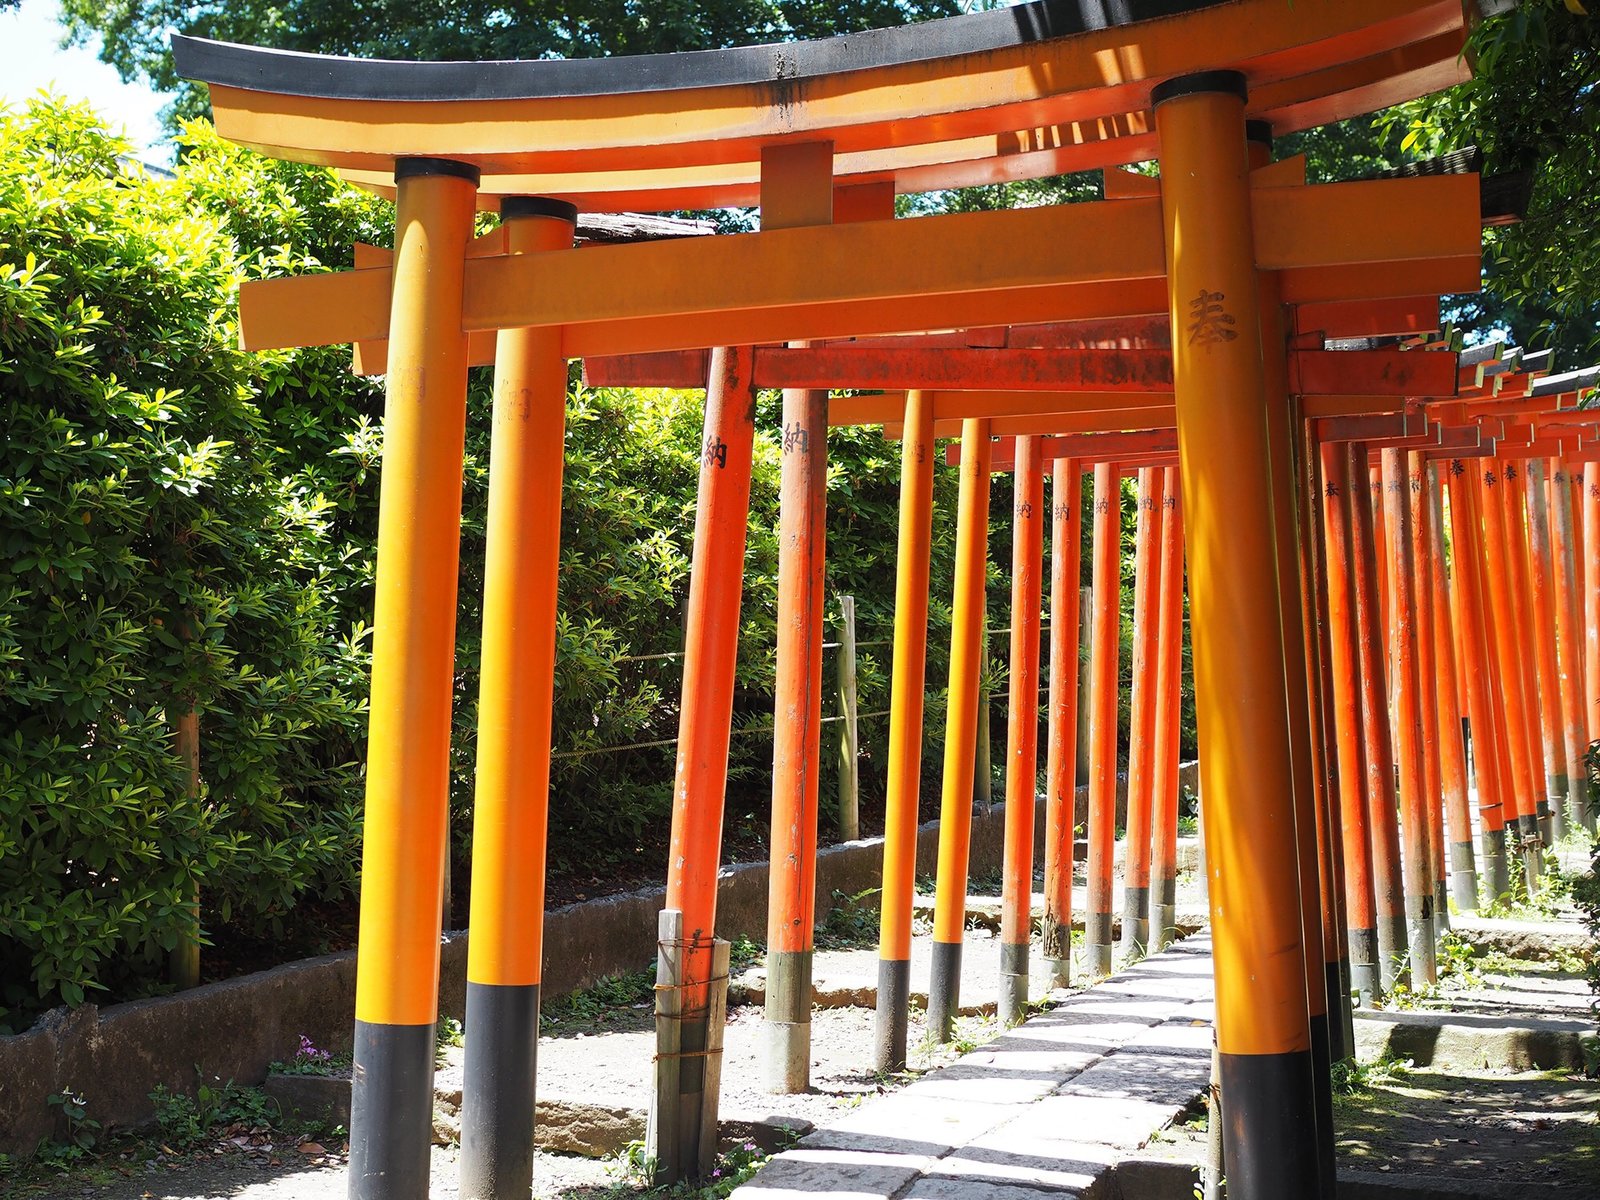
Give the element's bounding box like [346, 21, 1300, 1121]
[174, 1, 1510, 1197]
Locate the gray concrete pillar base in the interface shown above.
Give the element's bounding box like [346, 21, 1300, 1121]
[873, 958, 910, 1074]
[927, 940, 962, 1043]
[998, 941, 1029, 1027]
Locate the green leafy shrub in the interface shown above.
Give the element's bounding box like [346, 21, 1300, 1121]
[0, 98, 367, 1028]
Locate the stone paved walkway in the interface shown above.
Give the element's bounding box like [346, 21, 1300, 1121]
[731, 934, 1216, 1199]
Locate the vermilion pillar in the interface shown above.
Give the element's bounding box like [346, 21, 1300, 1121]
[461, 199, 576, 1200]
[655, 345, 758, 1150]
[1586, 464, 1600, 746]
[1523, 458, 1566, 841]
[1084, 460, 1121, 979]
[349, 157, 478, 1200]
[762, 141, 834, 1092]
[1426, 463, 1478, 911]
[1478, 465, 1543, 889]
[1001, 435, 1046, 1024]
[1380, 448, 1436, 985]
[1120, 467, 1163, 959]
[1149, 467, 1185, 952]
[1407, 450, 1449, 939]
[875, 390, 935, 1071]
[1351, 444, 1407, 994]
[1043, 459, 1083, 986]
[1154, 73, 1316, 1195]
[928, 418, 993, 1041]
[1319, 443, 1378, 1004]
[1446, 464, 1508, 899]
[1548, 460, 1592, 831]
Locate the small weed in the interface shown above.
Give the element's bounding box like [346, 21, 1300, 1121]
[728, 935, 764, 971]
[34, 1089, 101, 1168]
[543, 968, 656, 1029]
[816, 887, 882, 949]
[435, 1015, 465, 1065]
[1330, 1053, 1411, 1097]
[150, 1076, 280, 1151]
[272, 1033, 351, 1077]
[608, 1134, 787, 1198]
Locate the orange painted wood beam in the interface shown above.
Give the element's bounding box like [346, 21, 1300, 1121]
[241, 174, 1481, 358]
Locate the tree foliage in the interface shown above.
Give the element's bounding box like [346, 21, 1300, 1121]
[0, 98, 370, 1027]
[59, 0, 962, 122]
[1393, 0, 1600, 358]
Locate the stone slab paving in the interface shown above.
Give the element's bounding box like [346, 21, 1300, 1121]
[730, 934, 1216, 1199]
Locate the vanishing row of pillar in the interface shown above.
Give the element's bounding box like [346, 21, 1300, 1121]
[336, 73, 1584, 1200]
[1319, 443, 1599, 1005]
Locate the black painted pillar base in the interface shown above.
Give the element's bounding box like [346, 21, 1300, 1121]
[1119, 887, 1149, 961]
[1347, 925, 1379, 1008]
[1084, 911, 1113, 978]
[873, 958, 910, 1073]
[1481, 827, 1508, 902]
[1217, 1049, 1321, 1199]
[1042, 918, 1072, 989]
[927, 939, 962, 1043]
[460, 982, 539, 1200]
[350, 1020, 436, 1200]
[1309, 1012, 1337, 1199]
[998, 940, 1029, 1027]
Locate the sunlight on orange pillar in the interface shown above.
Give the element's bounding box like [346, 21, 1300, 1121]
[1043, 458, 1083, 986]
[1424, 462, 1478, 912]
[349, 159, 477, 1200]
[1000, 435, 1045, 1025]
[1501, 463, 1549, 875]
[663, 346, 757, 994]
[762, 141, 834, 1092]
[1445, 464, 1508, 899]
[875, 389, 935, 1071]
[1477, 466, 1543, 889]
[1522, 459, 1565, 841]
[1319, 443, 1378, 1003]
[1155, 73, 1314, 1196]
[1587, 463, 1600, 746]
[928, 418, 993, 1041]
[1120, 467, 1163, 959]
[1351, 444, 1407, 995]
[1548, 460, 1593, 831]
[1406, 451, 1449, 940]
[1084, 460, 1121, 980]
[1380, 448, 1436, 985]
[461, 200, 576, 1200]
[1149, 466, 1185, 954]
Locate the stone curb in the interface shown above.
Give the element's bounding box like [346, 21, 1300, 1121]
[0, 765, 1197, 1155]
[1352, 1009, 1594, 1072]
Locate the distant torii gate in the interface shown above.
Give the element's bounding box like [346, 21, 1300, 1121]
[173, 3, 1495, 1197]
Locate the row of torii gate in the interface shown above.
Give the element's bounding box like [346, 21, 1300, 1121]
[171, 3, 1593, 1198]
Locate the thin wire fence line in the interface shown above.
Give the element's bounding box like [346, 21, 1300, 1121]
[611, 625, 1046, 664]
[551, 692, 1025, 762]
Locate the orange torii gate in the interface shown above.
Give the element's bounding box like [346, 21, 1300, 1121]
[173, 3, 1495, 1196]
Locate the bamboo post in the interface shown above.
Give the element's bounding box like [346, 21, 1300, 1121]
[836, 594, 861, 842]
[974, 612, 993, 812]
[169, 708, 202, 990]
[649, 909, 684, 1186]
[695, 939, 732, 1177]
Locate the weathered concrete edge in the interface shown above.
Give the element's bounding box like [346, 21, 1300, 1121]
[1113, 1158, 1578, 1200]
[1351, 1009, 1593, 1072]
[0, 762, 1199, 1154]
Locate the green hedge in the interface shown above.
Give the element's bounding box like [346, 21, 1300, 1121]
[0, 97, 1194, 1031]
